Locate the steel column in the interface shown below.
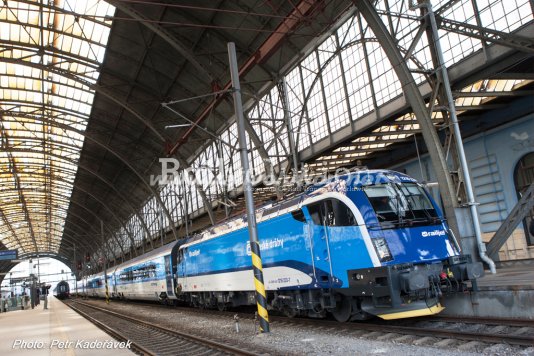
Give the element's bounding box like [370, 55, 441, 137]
[421, 1, 496, 273]
[279, 78, 300, 179]
[101, 221, 109, 304]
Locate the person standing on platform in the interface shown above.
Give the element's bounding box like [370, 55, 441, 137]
[41, 285, 50, 310]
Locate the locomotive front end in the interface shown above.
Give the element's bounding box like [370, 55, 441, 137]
[347, 255, 484, 319]
[347, 171, 484, 319]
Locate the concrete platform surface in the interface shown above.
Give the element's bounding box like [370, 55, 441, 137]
[442, 263, 534, 319]
[477, 265, 534, 290]
[0, 296, 134, 356]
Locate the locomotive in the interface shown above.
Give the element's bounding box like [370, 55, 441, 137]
[80, 170, 483, 321]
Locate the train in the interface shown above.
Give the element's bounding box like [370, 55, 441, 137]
[54, 280, 70, 300]
[78, 170, 483, 321]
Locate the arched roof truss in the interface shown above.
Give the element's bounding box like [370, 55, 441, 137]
[0, 0, 115, 254]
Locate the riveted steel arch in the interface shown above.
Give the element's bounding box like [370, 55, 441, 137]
[0, 153, 151, 253]
[0, 171, 141, 253]
[1, 145, 156, 250]
[0, 101, 179, 242]
[0, 0, 119, 256]
[55, 208, 123, 263]
[0, 208, 107, 261]
[0, 188, 125, 259]
[0, 57, 166, 142]
[18, 252, 74, 273]
[0, 187, 126, 260]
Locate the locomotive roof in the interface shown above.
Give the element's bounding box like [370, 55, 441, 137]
[181, 169, 415, 248]
[82, 169, 417, 277]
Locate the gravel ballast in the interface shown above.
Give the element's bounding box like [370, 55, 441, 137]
[81, 300, 530, 355]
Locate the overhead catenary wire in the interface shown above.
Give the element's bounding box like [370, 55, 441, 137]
[112, 0, 301, 21]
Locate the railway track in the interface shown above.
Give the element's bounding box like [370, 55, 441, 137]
[65, 300, 261, 356]
[76, 298, 534, 353]
[268, 314, 534, 347]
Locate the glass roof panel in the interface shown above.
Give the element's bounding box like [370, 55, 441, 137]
[0, 0, 114, 254]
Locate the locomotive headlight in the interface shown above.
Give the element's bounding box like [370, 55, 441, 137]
[372, 237, 393, 262]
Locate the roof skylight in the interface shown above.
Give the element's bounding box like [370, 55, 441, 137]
[0, 0, 114, 254]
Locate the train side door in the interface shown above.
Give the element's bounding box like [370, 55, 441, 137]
[111, 269, 117, 297]
[164, 255, 175, 298]
[177, 248, 186, 291]
[306, 200, 334, 287]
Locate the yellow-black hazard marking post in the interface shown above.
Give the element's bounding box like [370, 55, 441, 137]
[250, 240, 270, 332]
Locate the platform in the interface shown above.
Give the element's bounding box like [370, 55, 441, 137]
[0, 296, 134, 355]
[442, 263, 534, 319]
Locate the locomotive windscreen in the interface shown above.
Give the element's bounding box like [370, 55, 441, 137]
[363, 182, 438, 227]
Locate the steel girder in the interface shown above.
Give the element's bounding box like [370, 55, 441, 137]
[167, 0, 327, 155]
[117, 0, 309, 211]
[176, 155, 216, 226]
[0, 201, 114, 263]
[17, 251, 75, 275]
[437, 17, 534, 54]
[0, 170, 124, 250]
[86, 1, 284, 233]
[6, 0, 111, 27]
[0, 213, 95, 254]
[0, 208, 25, 251]
[0, 0, 128, 260]
[0, 124, 39, 251]
[354, 0, 460, 234]
[0, 110, 161, 164]
[0, 133, 154, 228]
[1, 39, 100, 69]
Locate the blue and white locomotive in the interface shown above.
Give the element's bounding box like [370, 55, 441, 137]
[82, 170, 483, 321]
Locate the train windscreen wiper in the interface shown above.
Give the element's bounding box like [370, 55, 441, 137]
[391, 183, 407, 227]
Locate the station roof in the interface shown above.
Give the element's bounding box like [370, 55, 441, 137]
[0, 0, 114, 257]
[1, 0, 353, 263]
[0, 0, 532, 271]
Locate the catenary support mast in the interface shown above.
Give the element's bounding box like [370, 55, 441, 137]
[227, 42, 270, 333]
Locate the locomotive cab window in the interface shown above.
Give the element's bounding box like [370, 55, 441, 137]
[291, 208, 306, 222]
[306, 199, 356, 226]
[363, 182, 438, 227]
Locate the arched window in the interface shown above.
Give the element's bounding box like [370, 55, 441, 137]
[514, 152, 534, 246]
